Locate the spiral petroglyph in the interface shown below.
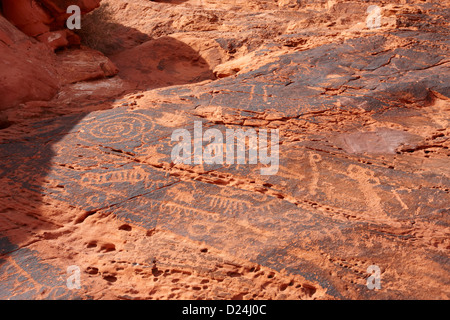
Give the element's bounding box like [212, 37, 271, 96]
[78, 112, 155, 145]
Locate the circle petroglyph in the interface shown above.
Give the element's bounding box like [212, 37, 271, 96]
[78, 112, 155, 145]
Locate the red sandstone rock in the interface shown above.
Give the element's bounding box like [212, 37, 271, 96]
[1, 0, 52, 37]
[36, 30, 70, 49]
[0, 0, 449, 301]
[1, 0, 100, 49]
[0, 15, 59, 111]
[0, 7, 118, 110]
[57, 47, 119, 84]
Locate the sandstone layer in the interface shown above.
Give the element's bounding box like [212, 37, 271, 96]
[0, 0, 118, 111]
[0, 0, 449, 300]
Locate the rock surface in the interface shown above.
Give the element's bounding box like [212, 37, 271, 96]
[0, 0, 449, 300]
[1, 0, 100, 48]
[0, 14, 59, 111]
[0, 3, 118, 110]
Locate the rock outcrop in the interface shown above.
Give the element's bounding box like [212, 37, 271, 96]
[0, 0, 449, 300]
[0, 14, 59, 111]
[1, 0, 101, 49]
[0, 0, 118, 111]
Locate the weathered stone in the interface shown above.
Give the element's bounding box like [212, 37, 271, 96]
[1, 0, 100, 49]
[0, 0, 449, 300]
